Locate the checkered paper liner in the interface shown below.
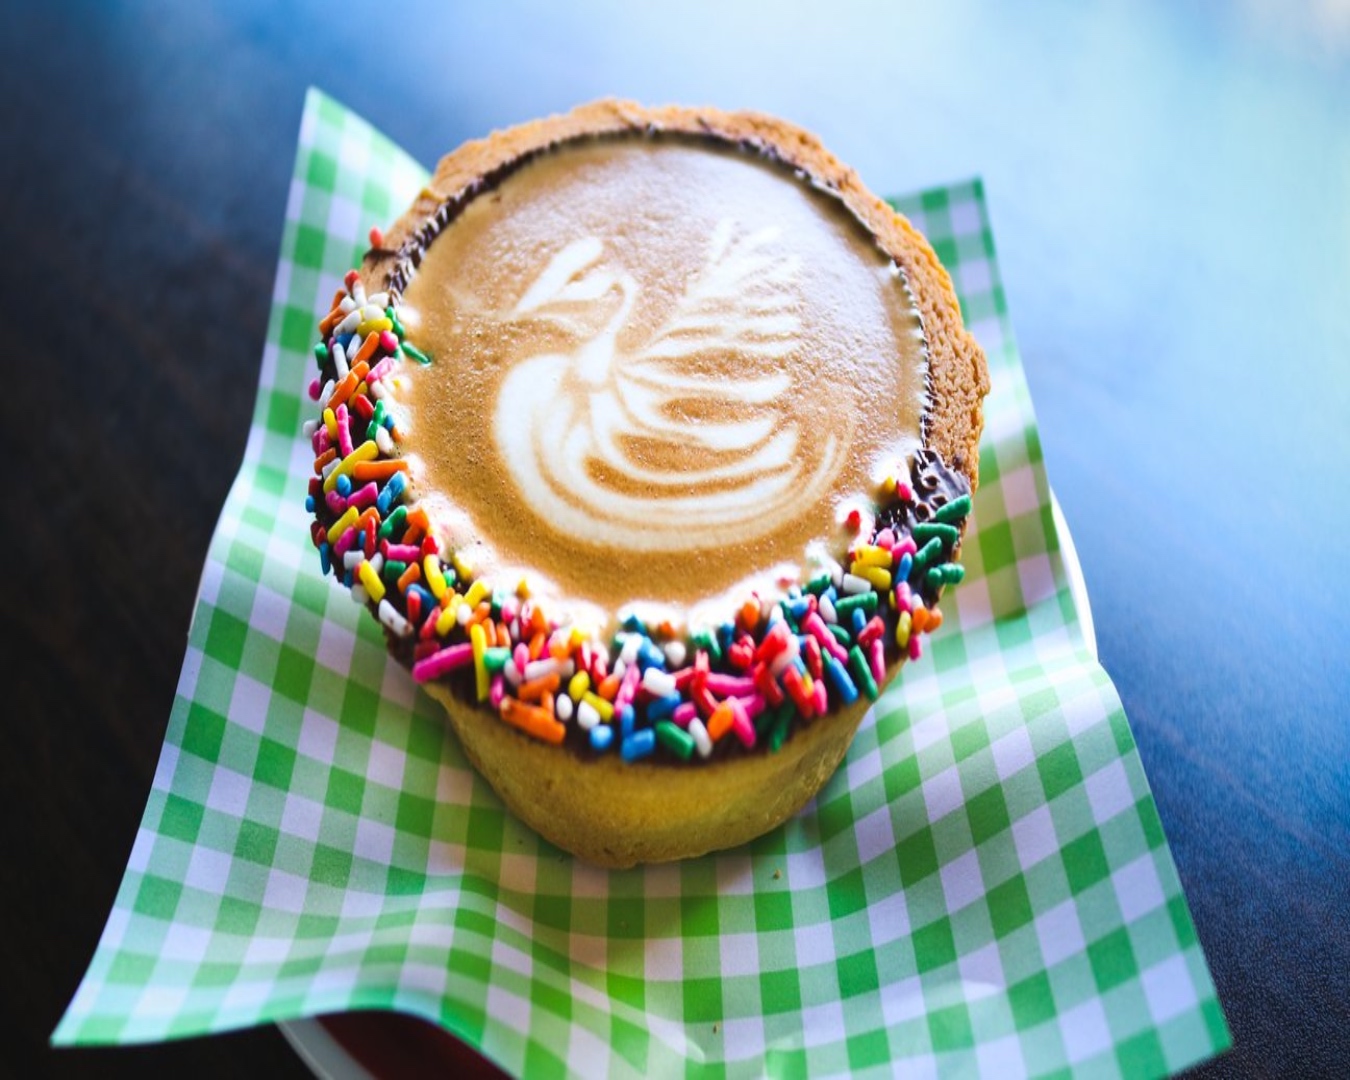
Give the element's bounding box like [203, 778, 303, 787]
[53, 88, 1228, 1078]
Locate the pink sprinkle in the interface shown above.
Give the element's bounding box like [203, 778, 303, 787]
[614, 664, 641, 711]
[875, 528, 895, 550]
[704, 673, 756, 697]
[513, 643, 529, 673]
[324, 490, 345, 515]
[411, 642, 473, 682]
[897, 482, 913, 503]
[367, 356, 395, 383]
[672, 702, 697, 727]
[803, 612, 850, 664]
[894, 582, 913, 613]
[730, 698, 756, 748]
[858, 616, 886, 646]
[346, 481, 378, 510]
[336, 403, 354, 457]
[369, 226, 384, 248]
[894, 535, 918, 559]
[908, 634, 923, 661]
[489, 675, 505, 708]
[811, 679, 828, 717]
[313, 424, 331, 455]
[308, 377, 322, 401]
[333, 525, 359, 559]
[869, 638, 886, 683]
[383, 543, 421, 562]
[379, 329, 399, 354]
[738, 693, 767, 721]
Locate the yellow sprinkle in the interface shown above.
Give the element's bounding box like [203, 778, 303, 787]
[435, 599, 459, 637]
[357, 317, 393, 337]
[853, 565, 893, 590]
[464, 579, 491, 608]
[882, 475, 897, 496]
[568, 671, 590, 701]
[322, 406, 338, 442]
[357, 560, 385, 603]
[424, 555, 447, 599]
[470, 622, 488, 701]
[515, 576, 531, 599]
[582, 692, 614, 722]
[568, 626, 588, 649]
[896, 610, 912, 648]
[322, 439, 379, 493]
[453, 551, 475, 580]
[853, 545, 893, 569]
[326, 506, 359, 544]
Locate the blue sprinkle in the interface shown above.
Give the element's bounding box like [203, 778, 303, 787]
[376, 471, 408, 515]
[824, 655, 859, 705]
[647, 694, 681, 721]
[621, 613, 646, 633]
[617, 704, 636, 737]
[638, 640, 667, 671]
[335, 473, 351, 497]
[590, 725, 614, 752]
[319, 543, 331, 577]
[823, 585, 838, 606]
[898, 552, 914, 581]
[407, 583, 435, 613]
[717, 621, 736, 651]
[851, 608, 867, 636]
[305, 494, 316, 513]
[785, 596, 812, 620]
[621, 728, 656, 761]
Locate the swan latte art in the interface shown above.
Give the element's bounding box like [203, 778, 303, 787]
[398, 138, 929, 632]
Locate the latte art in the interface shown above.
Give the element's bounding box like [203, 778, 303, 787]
[398, 137, 929, 622]
[495, 221, 842, 552]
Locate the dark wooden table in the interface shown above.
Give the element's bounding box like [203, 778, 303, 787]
[6, 2, 1346, 1076]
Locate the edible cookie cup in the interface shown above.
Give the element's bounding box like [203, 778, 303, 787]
[304, 99, 989, 868]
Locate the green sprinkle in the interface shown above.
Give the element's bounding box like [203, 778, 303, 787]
[402, 340, 432, 365]
[913, 522, 960, 547]
[692, 629, 722, 661]
[848, 646, 879, 701]
[378, 505, 408, 540]
[383, 559, 408, 583]
[933, 493, 972, 524]
[835, 591, 878, 617]
[805, 572, 833, 595]
[769, 701, 795, 752]
[827, 623, 853, 648]
[655, 720, 694, 760]
[313, 341, 329, 367]
[386, 306, 405, 339]
[910, 537, 944, 578]
[483, 647, 511, 674]
[926, 562, 966, 591]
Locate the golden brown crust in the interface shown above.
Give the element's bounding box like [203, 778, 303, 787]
[422, 664, 893, 869]
[356, 100, 989, 866]
[363, 97, 989, 491]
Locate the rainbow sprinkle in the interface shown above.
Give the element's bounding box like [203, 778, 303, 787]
[305, 267, 972, 765]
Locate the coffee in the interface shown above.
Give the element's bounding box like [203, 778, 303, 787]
[396, 135, 928, 633]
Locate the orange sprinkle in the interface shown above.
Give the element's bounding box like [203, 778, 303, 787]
[501, 697, 565, 745]
[396, 562, 421, 593]
[518, 673, 560, 702]
[352, 459, 409, 482]
[548, 636, 571, 661]
[354, 330, 381, 366]
[708, 700, 735, 741]
[912, 605, 930, 634]
[328, 370, 359, 410]
[313, 446, 337, 474]
[597, 673, 621, 701]
[926, 607, 943, 633]
[528, 631, 546, 661]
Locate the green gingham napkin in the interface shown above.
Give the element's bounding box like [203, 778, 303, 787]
[53, 88, 1230, 1078]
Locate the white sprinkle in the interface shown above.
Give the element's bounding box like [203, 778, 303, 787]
[332, 339, 349, 380]
[642, 668, 677, 698]
[502, 659, 520, 686]
[336, 309, 361, 336]
[318, 378, 336, 410]
[351, 281, 366, 306]
[456, 604, 472, 626]
[841, 573, 871, 595]
[342, 550, 365, 570]
[555, 695, 573, 722]
[524, 657, 563, 682]
[367, 291, 388, 310]
[577, 701, 601, 731]
[611, 658, 626, 680]
[378, 599, 412, 638]
[302, 419, 318, 438]
[620, 636, 642, 665]
[663, 640, 687, 669]
[374, 426, 395, 455]
[819, 594, 838, 624]
[339, 296, 357, 314]
[689, 718, 713, 759]
[351, 583, 368, 605]
[770, 638, 800, 677]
